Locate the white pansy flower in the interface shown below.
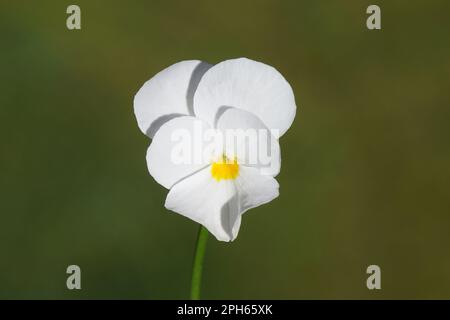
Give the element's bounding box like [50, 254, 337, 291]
[134, 58, 296, 241]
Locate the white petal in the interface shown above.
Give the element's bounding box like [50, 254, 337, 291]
[134, 60, 212, 137]
[235, 166, 279, 215]
[217, 107, 281, 176]
[193, 57, 296, 138]
[165, 165, 279, 242]
[165, 166, 240, 242]
[147, 116, 213, 189]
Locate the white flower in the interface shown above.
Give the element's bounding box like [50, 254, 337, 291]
[134, 58, 297, 241]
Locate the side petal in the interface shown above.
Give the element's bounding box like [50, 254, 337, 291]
[217, 107, 281, 177]
[147, 116, 212, 189]
[134, 60, 212, 137]
[193, 57, 296, 138]
[165, 166, 240, 242]
[235, 166, 280, 215]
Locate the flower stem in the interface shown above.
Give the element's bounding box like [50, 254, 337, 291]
[190, 225, 209, 300]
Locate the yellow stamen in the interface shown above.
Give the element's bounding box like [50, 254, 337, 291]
[211, 156, 239, 181]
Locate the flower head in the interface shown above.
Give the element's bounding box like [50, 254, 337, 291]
[134, 58, 297, 241]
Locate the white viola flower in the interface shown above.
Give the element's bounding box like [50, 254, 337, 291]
[134, 58, 296, 241]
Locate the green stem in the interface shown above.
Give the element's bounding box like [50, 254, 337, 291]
[190, 225, 209, 300]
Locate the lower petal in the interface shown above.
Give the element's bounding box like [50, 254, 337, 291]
[165, 166, 240, 241]
[165, 165, 279, 242]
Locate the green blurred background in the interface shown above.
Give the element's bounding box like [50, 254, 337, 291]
[1, 0, 449, 299]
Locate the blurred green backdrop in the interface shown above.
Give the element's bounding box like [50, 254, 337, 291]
[1, 0, 450, 299]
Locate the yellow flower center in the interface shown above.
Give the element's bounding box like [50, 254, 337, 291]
[211, 156, 239, 181]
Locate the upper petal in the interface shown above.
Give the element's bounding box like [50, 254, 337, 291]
[165, 166, 240, 242]
[134, 60, 212, 137]
[193, 57, 296, 138]
[147, 116, 212, 189]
